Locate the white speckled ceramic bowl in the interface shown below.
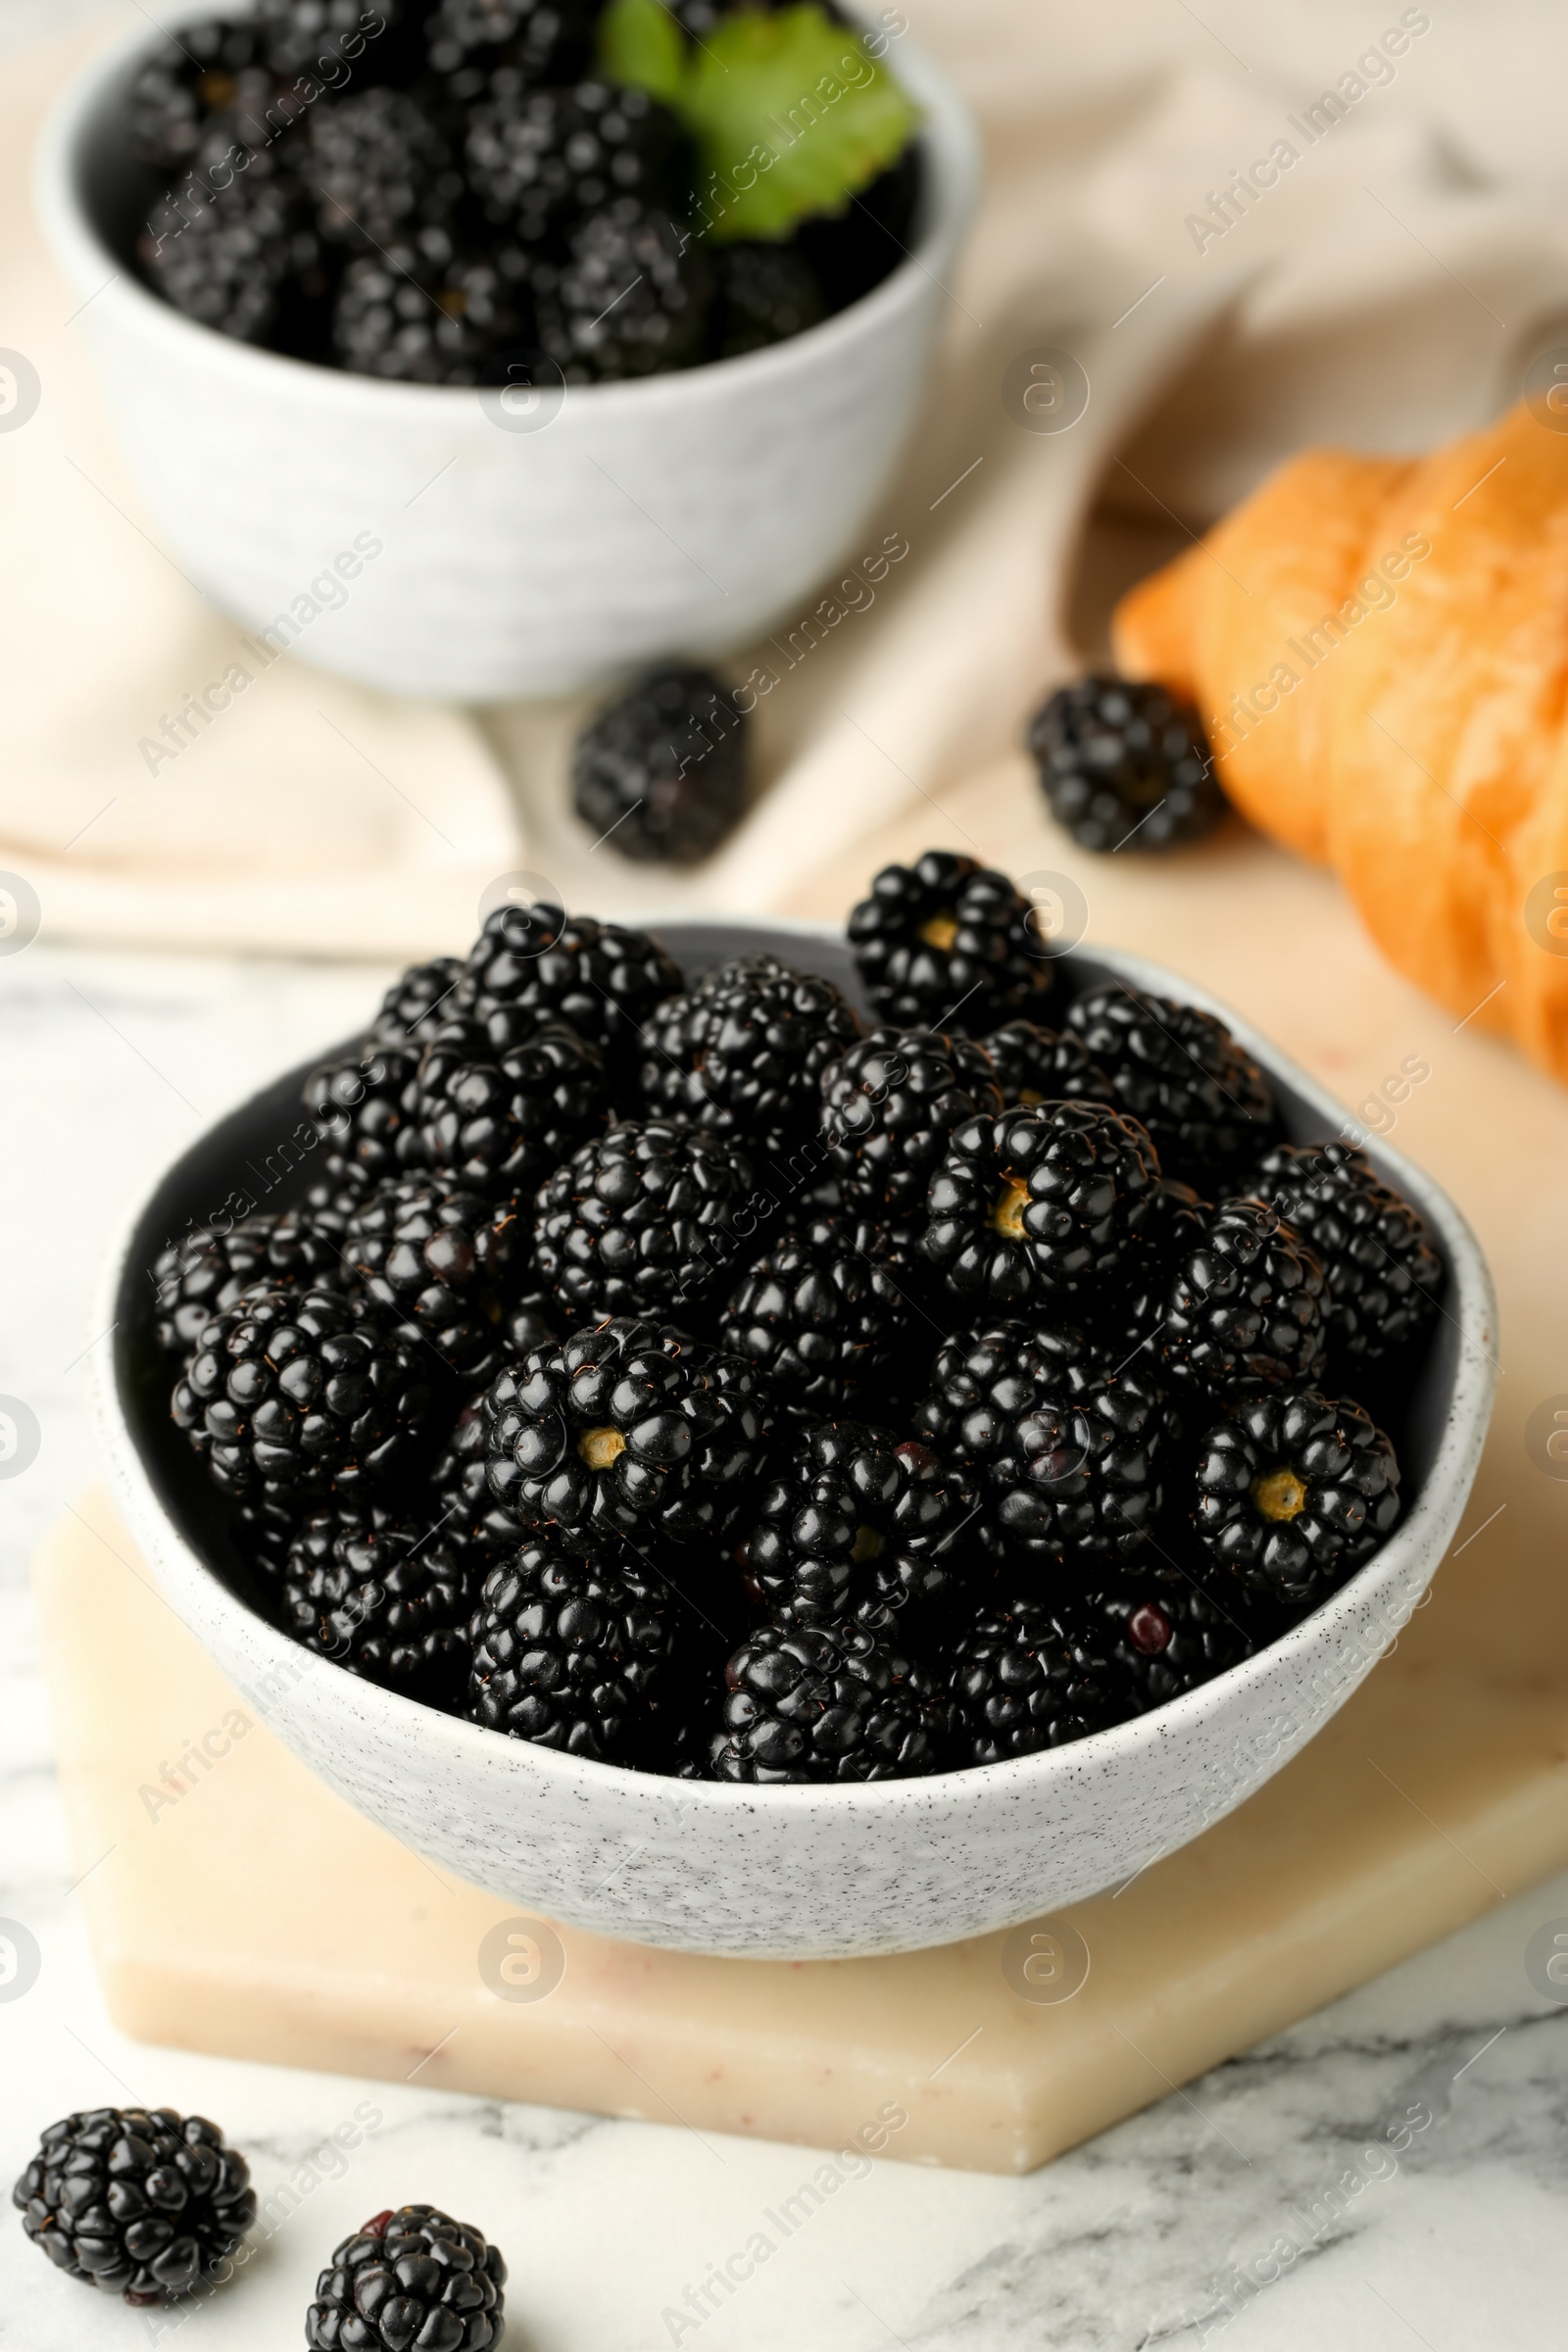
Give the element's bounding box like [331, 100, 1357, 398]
[36, 7, 979, 702]
[92, 923, 1495, 1959]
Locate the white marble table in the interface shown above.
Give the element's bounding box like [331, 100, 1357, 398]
[1, 940, 1566, 2352]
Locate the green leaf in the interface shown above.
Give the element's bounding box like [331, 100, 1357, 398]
[598, 0, 687, 108]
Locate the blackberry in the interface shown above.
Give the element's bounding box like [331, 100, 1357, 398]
[466, 77, 689, 242]
[281, 1516, 473, 1704]
[1099, 1176, 1209, 1365]
[950, 1595, 1123, 1763]
[333, 237, 530, 384]
[256, 0, 411, 76]
[13, 2108, 255, 2306]
[126, 24, 268, 172]
[532, 1120, 755, 1322]
[914, 1320, 1172, 1570]
[463, 900, 682, 1064]
[306, 2205, 506, 2352]
[172, 1284, 436, 1500]
[922, 1101, 1159, 1308]
[483, 1319, 770, 1543]
[640, 956, 861, 1159]
[305, 88, 460, 252]
[303, 1041, 422, 1193]
[742, 1420, 985, 1633]
[711, 241, 826, 358]
[468, 1526, 691, 1762]
[821, 1028, 1002, 1218]
[717, 1215, 918, 1413]
[430, 1396, 532, 1569]
[571, 665, 750, 867]
[151, 1209, 344, 1356]
[368, 956, 466, 1049]
[1084, 1563, 1259, 1708]
[1164, 1198, 1329, 1396]
[427, 0, 603, 99]
[343, 1174, 518, 1381]
[1064, 983, 1277, 1192]
[1029, 676, 1225, 854]
[982, 1018, 1113, 1110]
[142, 150, 318, 344]
[237, 1487, 399, 1583]
[416, 1014, 609, 1194]
[1194, 1386, 1401, 1606]
[538, 202, 712, 381]
[712, 1620, 959, 1783]
[1249, 1140, 1441, 1368]
[847, 850, 1054, 1033]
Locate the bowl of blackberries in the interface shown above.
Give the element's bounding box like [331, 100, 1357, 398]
[95, 852, 1494, 1958]
[37, 0, 979, 701]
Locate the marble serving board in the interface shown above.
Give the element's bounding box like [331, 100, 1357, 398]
[32, 1481, 1568, 2178]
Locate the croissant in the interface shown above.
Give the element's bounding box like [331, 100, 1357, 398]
[1112, 401, 1568, 1082]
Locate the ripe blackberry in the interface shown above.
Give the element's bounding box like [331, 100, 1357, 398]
[468, 1526, 691, 1763]
[333, 238, 530, 384]
[1064, 984, 1276, 1192]
[743, 1420, 985, 1633]
[256, 0, 413, 76]
[532, 1120, 755, 1321]
[1098, 1175, 1209, 1365]
[821, 1028, 1003, 1219]
[571, 666, 750, 866]
[151, 1209, 344, 1356]
[13, 2107, 256, 2306]
[1084, 1564, 1259, 1708]
[950, 1595, 1122, 1763]
[142, 150, 318, 344]
[466, 77, 690, 242]
[538, 202, 713, 381]
[430, 1396, 532, 1569]
[923, 1101, 1159, 1308]
[1249, 1140, 1441, 1368]
[343, 1174, 518, 1382]
[463, 900, 682, 1064]
[713, 1620, 959, 1783]
[127, 24, 267, 172]
[306, 2206, 506, 2352]
[1164, 1199, 1329, 1396]
[711, 241, 826, 358]
[915, 1320, 1172, 1570]
[640, 956, 861, 1159]
[484, 1318, 770, 1543]
[1029, 676, 1225, 854]
[427, 0, 603, 99]
[848, 851, 1054, 1033]
[416, 1013, 609, 1194]
[717, 1214, 918, 1413]
[1194, 1386, 1401, 1606]
[368, 956, 466, 1049]
[172, 1284, 436, 1500]
[303, 1041, 422, 1194]
[982, 1018, 1113, 1110]
[305, 88, 460, 252]
[281, 1516, 473, 1705]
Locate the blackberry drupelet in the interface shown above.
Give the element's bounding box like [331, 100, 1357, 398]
[982, 1018, 1113, 1110]
[1164, 1198, 1329, 1396]
[821, 1028, 1003, 1218]
[950, 1594, 1122, 1763]
[640, 955, 861, 1159]
[13, 2108, 256, 2306]
[1249, 1139, 1441, 1368]
[712, 1620, 959, 1783]
[427, 0, 603, 98]
[304, 1041, 422, 1193]
[152, 1209, 344, 1356]
[742, 1420, 985, 1633]
[305, 2205, 506, 2352]
[717, 1214, 917, 1413]
[571, 666, 750, 866]
[922, 1100, 1159, 1308]
[711, 241, 826, 357]
[1194, 1385, 1401, 1606]
[1029, 676, 1225, 854]
[416, 1013, 609, 1194]
[172, 1284, 435, 1500]
[538, 202, 712, 380]
[532, 1119, 755, 1321]
[483, 1318, 771, 1542]
[332, 237, 530, 383]
[466, 78, 690, 241]
[281, 1516, 473, 1704]
[1064, 982, 1277, 1192]
[464, 900, 682, 1064]
[368, 956, 466, 1049]
[847, 850, 1053, 1033]
[305, 88, 460, 252]
[343, 1174, 518, 1382]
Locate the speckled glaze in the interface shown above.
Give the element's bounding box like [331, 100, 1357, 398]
[35, 7, 980, 702]
[91, 924, 1496, 1959]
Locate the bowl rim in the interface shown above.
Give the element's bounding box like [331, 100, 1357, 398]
[89, 921, 1499, 1823]
[33, 0, 983, 416]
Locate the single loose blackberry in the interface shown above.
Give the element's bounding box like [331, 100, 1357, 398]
[821, 1028, 1003, 1218]
[468, 1526, 691, 1763]
[344, 1174, 518, 1381]
[281, 1516, 473, 1705]
[538, 202, 713, 381]
[151, 1209, 344, 1356]
[368, 956, 466, 1049]
[1029, 676, 1225, 853]
[484, 1318, 770, 1543]
[1064, 983, 1276, 1192]
[306, 88, 460, 252]
[640, 956, 861, 1159]
[712, 1620, 959, 1783]
[463, 900, 682, 1064]
[142, 152, 318, 343]
[532, 1119, 755, 1321]
[711, 241, 826, 358]
[571, 665, 749, 867]
[306, 2205, 506, 2352]
[1249, 1140, 1441, 1368]
[717, 1214, 918, 1413]
[923, 1101, 1159, 1308]
[303, 1041, 422, 1193]
[1084, 1564, 1259, 1708]
[848, 851, 1054, 1033]
[982, 1019, 1114, 1110]
[950, 1595, 1123, 1763]
[13, 2108, 256, 2306]
[1194, 1386, 1401, 1606]
[742, 1420, 985, 1633]
[416, 1013, 609, 1194]
[1164, 1199, 1329, 1396]
[427, 0, 603, 98]
[466, 77, 690, 241]
[172, 1284, 435, 1500]
[332, 236, 531, 383]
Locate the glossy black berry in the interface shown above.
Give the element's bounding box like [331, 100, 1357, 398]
[142, 145, 318, 344]
[717, 1213, 919, 1413]
[640, 956, 860, 1159]
[950, 1596, 1122, 1763]
[1029, 676, 1225, 853]
[1098, 1175, 1210, 1365]
[821, 1028, 1003, 1219]
[430, 1395, 532, 1572]
[13, 2108, 255, 2306]
[1164, 1199, 1329, 1396]
[416, 1013, 609, 1195]
[1064, 983, 1276, 1193]
[368, 956, 466, 1049]
[281, 1517, 473, 1706]
[572, 665, 750, 867]
[1249, 1140, 1441, 1368]
[713, 1621, 959, 1783]
[463, 900, 682, 1065]
[532, 1119, 755, 1322]
[332, 234, 531, 383]
[982, 1019, 1114, 1110]
[539, 203, 712, 381]
[848, 850, 1054, 1033]
[126, 24, 268, 173]
[344, 1174, 519, 1382]
[1084, 1561, 1262, 1708]
[466, 77, 689, 241]
[1194, 1386, 1401, 1605]
[305, 2204, 506, 2352]
[303, 1042, 422, 1194]
[306, 88, 461, 252]
[923, 1101, 1159, 1308]
[151, 1208, 345, 1356]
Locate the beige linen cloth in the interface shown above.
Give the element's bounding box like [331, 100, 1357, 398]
[8, 0, 1568, 956]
